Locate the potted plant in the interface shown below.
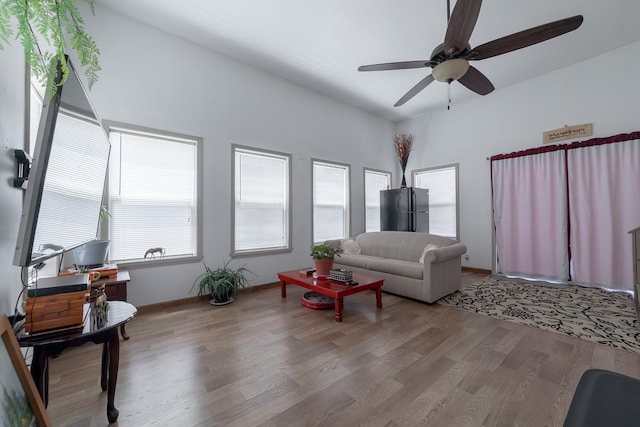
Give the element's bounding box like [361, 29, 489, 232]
[0, 0, 102, 97]
[310, 242, 342, 277]
[191, 259, 253, 305]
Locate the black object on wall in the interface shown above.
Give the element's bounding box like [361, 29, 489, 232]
[380, 187, 429, 232]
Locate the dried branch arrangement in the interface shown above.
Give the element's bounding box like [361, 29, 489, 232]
[394, 134, 414, 169]
[394, 133, 414, 187]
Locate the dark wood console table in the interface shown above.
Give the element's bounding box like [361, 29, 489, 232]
[90, 270, 131, 339]
[18, 301, 136, 424]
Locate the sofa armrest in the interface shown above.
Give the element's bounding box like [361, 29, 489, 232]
[425, 242, 467, 264]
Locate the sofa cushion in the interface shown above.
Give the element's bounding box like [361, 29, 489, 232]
[355, 231, 457, 262]
[366, 259, 424, 280]
[336, 254, 385, 269]
[340, 238, 361, 255]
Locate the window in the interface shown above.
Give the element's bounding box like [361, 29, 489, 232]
[364, 168, 391, 232]
[312, 160, 350, 243]
[107, 124, 200, 263]
[413, 164, 459, 240]
[232, 145, 291, 255]
[29, 78, 45, 152]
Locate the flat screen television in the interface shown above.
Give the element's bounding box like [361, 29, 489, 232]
[12, 56, 111, 267]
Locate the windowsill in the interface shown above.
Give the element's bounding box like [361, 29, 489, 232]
[231, 248, 292, 258]
[112, 255, 202, 270]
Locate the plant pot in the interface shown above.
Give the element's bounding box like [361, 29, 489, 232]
[314, 259, 334, 277]
[210, 297, 233, 306]
[73, 240, 110, 268]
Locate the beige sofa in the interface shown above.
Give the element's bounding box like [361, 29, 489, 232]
[326, 231, 467, 303]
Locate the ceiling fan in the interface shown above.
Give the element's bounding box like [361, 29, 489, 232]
[358, 0, 583, 107]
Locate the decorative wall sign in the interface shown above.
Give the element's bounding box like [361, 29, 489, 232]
[543, 123, 593, 144]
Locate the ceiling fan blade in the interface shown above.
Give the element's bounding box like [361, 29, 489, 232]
[444, 0, 483, 54]
[358, 60, 434, 72]
[457, 66, 494, 95]
[468, 15, 583, 61]
[394, 74, 435, 107]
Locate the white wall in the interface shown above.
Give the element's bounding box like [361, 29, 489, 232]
[30, 6, 394, 308]
[8, 8, 636, 310]
[398, 40, 640, 270]
[0, 42, 27, 315]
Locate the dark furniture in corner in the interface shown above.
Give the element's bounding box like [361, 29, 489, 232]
[564, 369, 640, 427]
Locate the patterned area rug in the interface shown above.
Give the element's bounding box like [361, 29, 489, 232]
[438, 277, 640, 352]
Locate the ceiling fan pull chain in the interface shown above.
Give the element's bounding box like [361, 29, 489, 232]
[448, 82, 452, 110]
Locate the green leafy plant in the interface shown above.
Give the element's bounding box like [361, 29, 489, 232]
[191, 260, 253, 304]
[310, 242, 342, 260]
[99, 204, 111, 222]
[2, 386, 34, 427]
[97, 204, 110, 238]
[0, 0, 101, 97]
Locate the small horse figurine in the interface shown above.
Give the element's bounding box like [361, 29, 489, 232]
[144, 247, 166, 259]
[93, 284, 108, 327]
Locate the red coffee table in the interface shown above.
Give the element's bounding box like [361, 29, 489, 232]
[278, 270, 383, 322]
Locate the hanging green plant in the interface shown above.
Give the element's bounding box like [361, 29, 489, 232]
[0, 0, 101, 97]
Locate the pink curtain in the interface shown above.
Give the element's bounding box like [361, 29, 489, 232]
[492, 150, 569, 280]
[491, 132, 640, 291]
[568, 137, 640, 290]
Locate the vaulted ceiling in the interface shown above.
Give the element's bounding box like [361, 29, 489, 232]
[97, 0, 640, 121]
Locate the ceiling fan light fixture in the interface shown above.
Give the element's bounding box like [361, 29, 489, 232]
[432, 58, 469, 82]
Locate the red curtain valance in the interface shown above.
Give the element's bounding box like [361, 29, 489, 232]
[490, 131, 640, 161]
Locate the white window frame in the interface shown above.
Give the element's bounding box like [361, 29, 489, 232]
[364, 168, 392, 232]
[105, 121, 202, 266]
[312, 159, 351, 244]
[413, 163, 460, 240]
[29, 78, 45, 153]
[231, 144, 292, 256]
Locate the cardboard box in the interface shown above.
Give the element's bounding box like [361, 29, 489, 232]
[25, 291, 88, 334]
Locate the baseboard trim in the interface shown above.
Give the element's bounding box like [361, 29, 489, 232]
[136, 297, 200, 314]
[136, 281, 280, 314]
[462, 266, 492, 275]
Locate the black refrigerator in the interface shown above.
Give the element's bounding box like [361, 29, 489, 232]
[380, 187, 429, 232]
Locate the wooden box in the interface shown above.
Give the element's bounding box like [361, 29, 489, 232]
[59, 263, 119, 279]
[25, 291, 88, 334]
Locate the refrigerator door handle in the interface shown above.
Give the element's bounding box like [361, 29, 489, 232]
[411, 190, 416, 232]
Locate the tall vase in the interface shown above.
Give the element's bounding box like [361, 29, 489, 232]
[400, 170, 407, 188]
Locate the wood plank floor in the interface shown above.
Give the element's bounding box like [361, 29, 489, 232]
[44, 272, 640, 426]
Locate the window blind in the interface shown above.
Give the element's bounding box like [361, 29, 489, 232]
[313, 161, 349, 243]
[233, 147, 290, 253]
[364, 169, 390, 232]
[108, 129, 197, 262]
[414, 165, 458, 239]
